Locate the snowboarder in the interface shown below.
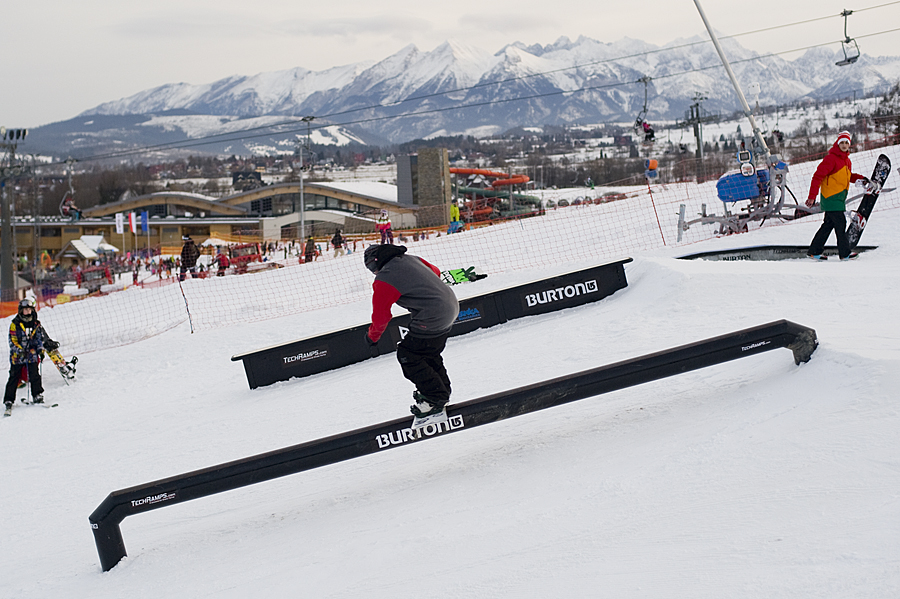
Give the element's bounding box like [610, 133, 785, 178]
[180, 236, 201, 280]
[806, 131, 868, 261]
[364, 244, 459, 419]
[4, 299, 45, 412]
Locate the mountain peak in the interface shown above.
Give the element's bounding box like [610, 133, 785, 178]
[43, 34, 900, 154]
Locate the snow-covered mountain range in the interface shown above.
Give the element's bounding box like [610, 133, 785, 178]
[26, 35, 900, 158]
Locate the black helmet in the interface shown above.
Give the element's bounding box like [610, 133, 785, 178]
[364, 244, 407, 274]
[17, 298, 36, 322]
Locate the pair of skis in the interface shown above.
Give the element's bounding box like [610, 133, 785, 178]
[4, 398, 59, 417]
[4, 351, 77, 417]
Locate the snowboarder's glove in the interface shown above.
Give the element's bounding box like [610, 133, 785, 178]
[867, 180, 882, 194]
[44, 339, 59, 351]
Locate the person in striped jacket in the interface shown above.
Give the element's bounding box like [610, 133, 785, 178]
[4, 299, 45, 409]
[805, 131, 869, 260]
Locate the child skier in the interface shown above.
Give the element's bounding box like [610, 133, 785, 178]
[4, 299, 45, 411]
[376, 210, 394, 244]
[806, 130, 869, 260]
[364, 244, 459, 418]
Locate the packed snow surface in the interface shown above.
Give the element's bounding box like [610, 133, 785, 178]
[2, 185, 900, 597]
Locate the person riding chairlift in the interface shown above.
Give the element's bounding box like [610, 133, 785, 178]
[641, 120, 655, 142]
[61, 196, 82, 221]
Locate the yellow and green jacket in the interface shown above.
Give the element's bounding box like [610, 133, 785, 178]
[808, 142, 864, 212]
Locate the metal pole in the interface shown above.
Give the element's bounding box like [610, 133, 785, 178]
[32, 156, 40, 286]
[299, 116, 315, 240]
[299, 156, 304, 239]
[6, 142, 19, 301]
[692, 0, 770, 160]
[1, 176, 12, 301]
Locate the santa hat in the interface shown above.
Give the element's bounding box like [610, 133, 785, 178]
[836, 131, 852, 145]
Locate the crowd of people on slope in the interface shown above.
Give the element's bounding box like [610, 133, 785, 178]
[6, 134, 878, 420]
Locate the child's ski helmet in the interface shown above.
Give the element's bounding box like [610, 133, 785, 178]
[17, 298, 36, 322]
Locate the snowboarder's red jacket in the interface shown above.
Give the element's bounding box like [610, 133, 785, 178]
[808, 140, 865, 211]
[367, 252, 459, 343]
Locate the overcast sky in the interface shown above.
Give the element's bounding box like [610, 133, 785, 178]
[3, 0, 899, 128]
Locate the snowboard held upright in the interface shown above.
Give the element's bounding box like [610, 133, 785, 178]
[847, 154, 891, 248]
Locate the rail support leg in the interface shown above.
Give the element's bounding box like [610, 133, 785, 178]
[788, 329, 818, 365]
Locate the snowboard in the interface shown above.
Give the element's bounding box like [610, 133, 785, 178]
[847, 154, 891, 248]
[441, 266, 488, 286]
[48, 350, 77, 384]
[411, 408, 448, 431]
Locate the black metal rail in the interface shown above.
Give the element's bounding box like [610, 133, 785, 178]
[90, 319, 817, 571]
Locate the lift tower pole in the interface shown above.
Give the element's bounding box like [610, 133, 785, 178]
[1, 128, 29, 301]
[692, 0, 770, 162]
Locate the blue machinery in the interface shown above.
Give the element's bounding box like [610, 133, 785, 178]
[677, 150, 797, 239]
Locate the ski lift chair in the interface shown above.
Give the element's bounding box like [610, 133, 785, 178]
[836, 9, 860, 66]
[837, 38, 860, 66]
[633, 76, 652, 135]
[633, 110, 648, 135]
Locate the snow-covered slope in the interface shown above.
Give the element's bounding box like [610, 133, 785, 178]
[2, 171, 899, 596]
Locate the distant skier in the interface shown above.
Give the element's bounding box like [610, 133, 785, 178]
[4, 299, 45, 412]
[448, 200, 462, 234]
[331, 229, 346, 258]
[303, 236, 317, 263]
[806, 131, 868, 261]
[215, 250, 230, 276]
[642, 120, 655, 142]
[180, 236, 200, 280]
[364, 244, 459, 419]
[376, 209, 394, 244]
